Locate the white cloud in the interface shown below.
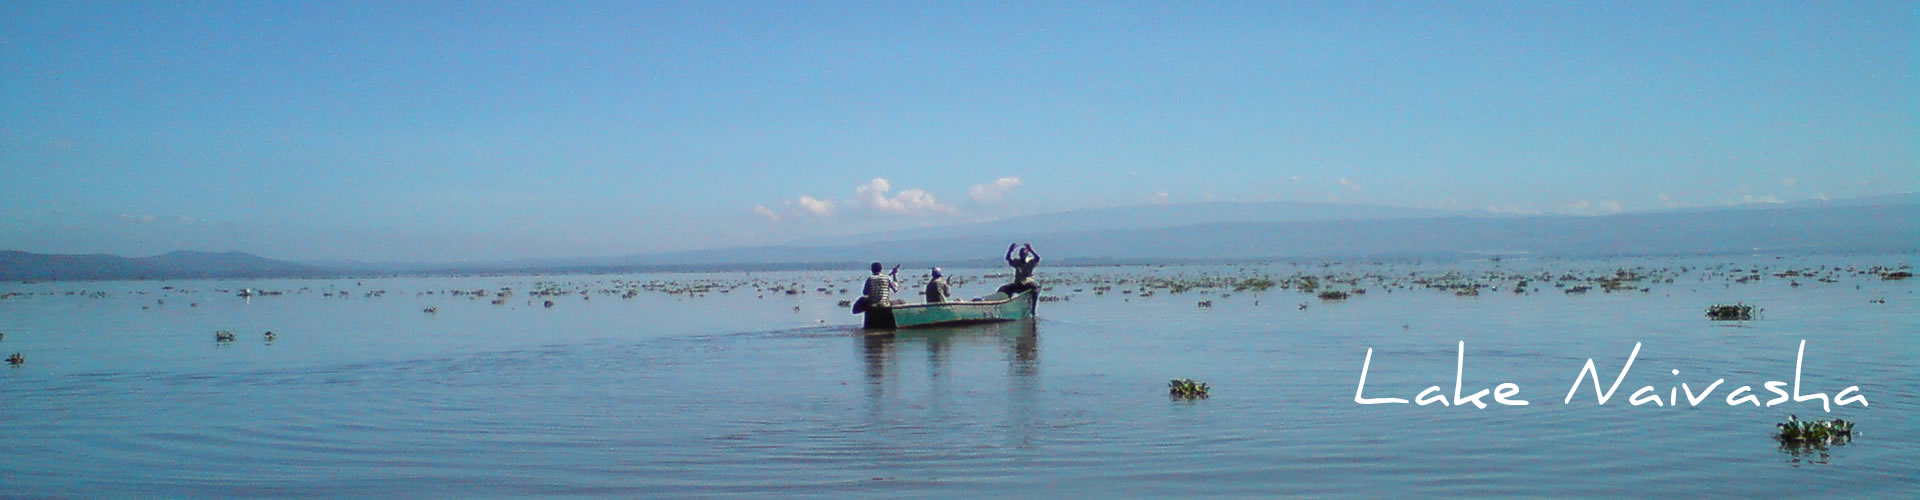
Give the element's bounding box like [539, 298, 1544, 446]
[761, 177, 960, 221]
[1562, 200, 1624, 215]
[856, 177, 951, 215]
[1152, 191, 1170, 205]
[752, 205, 782, 222]
[1739, 194, 1783, 204]
[119, 213, 197, 224]
[118, 213, 158, 224]
[1484, 205, 1542, 215]
[753, 195, 833, 222]
[795, 195, 835, 216]
[858, 178, 890, 195]
[968, 177, 1023, 203]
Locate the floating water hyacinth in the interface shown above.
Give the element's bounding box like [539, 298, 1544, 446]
[1168, 379, 1210, 399]
[1705, 303, 1756, 320]
[1776, 415, 1854, 444]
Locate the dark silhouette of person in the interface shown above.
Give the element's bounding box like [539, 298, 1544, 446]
[998, 243, 1040, 296]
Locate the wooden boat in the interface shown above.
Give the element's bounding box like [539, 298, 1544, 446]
[862, 290, 1038, 329]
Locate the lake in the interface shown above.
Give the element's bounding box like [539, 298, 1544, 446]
[2, 254, 1915, 497]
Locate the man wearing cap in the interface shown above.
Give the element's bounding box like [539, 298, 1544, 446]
[925, 267, 951, 303]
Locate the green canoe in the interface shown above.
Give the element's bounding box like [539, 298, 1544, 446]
[863, 290, 1038, 329]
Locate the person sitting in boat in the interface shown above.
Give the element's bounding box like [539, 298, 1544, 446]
[925, 267, 951, 303]
[855, 262, 900, 313]
[997, 243, 1040, 296]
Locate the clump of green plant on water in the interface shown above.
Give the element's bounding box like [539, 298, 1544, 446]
[1776, 415, 1853, 444]
[1233, 277, 1276, 292]
[1705, 303, 1756, 320]
[1169, 379, 1210, 399]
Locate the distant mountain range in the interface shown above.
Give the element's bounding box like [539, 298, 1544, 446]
[852, 200, 1465, 244]
[630, 201, 1918, 267]
[0, 250, 324, 281]
[4, 194, 1915, 281]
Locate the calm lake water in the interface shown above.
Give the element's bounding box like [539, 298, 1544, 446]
[2, 255, 1915, 497]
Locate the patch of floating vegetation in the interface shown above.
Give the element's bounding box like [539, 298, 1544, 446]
[1169, 378, 1210, 399]
[1705, 303, 1757, 321]
[0, 259, 1908, 323]
[1234, 277, 1276, 292]
[1776, 415, 1854, 444]
[6, 352, 22, 365]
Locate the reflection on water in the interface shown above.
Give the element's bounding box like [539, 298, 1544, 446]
[1780, 437, 1851, 466]
[856, 320, 1047, 455]
[860, 319, 1040, 395]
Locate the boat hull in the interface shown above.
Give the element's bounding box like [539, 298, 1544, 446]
[863, 290, 1038, 329]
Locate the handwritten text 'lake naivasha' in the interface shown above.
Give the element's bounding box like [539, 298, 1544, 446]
[1354, 340, 1867, 411]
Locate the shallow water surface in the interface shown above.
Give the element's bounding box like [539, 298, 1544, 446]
[2, 255, 1915, 497]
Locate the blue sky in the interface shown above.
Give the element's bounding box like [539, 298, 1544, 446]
[2, 1, 1913, 262]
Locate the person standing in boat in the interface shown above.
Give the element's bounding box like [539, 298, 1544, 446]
[925, 267, 951, 303]
[998, 243, 1040, 296]
[856, 262, 900, 313]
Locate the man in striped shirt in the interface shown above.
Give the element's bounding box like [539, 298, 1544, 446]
[863, 261, 900, 306]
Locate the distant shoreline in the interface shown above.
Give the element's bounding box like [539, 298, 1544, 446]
[6, 249, 1914, 284]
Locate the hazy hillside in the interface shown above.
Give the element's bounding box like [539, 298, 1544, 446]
[624, 202, 1919, 266]
[0, 250, 324, 281]
[860, 201, 1463, 243]
[9, 196, 1915, 280]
